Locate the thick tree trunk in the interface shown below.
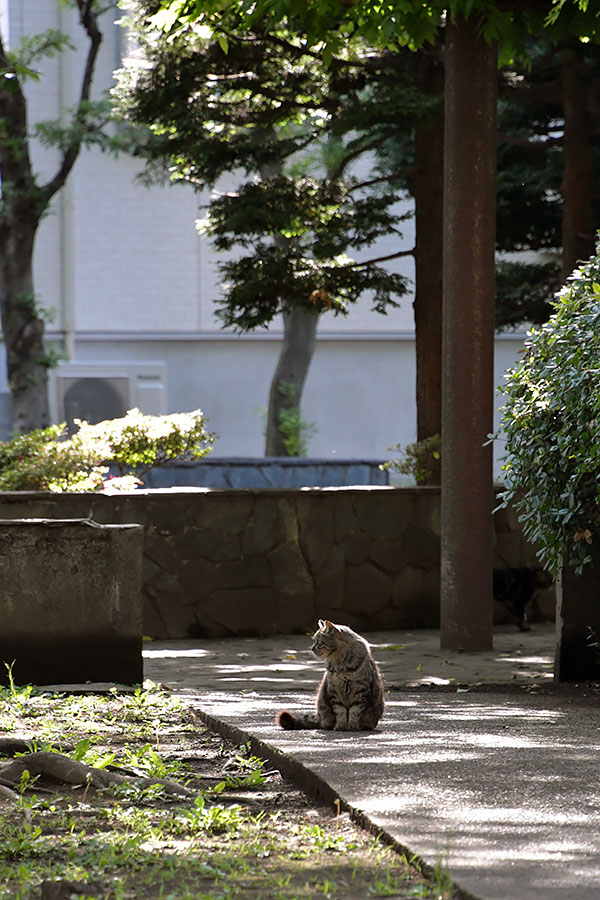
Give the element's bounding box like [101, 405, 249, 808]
[413, 48, 444, 485]
[440, 16, 497, 652]
[560, 46, 595, 281]
[0, 217, 49, 433]
[265, 306, 318, 456]
[0, 5, 102, 434]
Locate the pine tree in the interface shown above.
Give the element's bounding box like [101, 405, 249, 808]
[115, 6, 424, 454]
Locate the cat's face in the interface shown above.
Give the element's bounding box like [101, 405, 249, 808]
[311, 619, 343, 659]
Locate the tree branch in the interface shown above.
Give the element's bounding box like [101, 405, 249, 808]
[329, 134, 389, 182]
[343, 249, 415, 268]
[347, 167, 416, 192]
[41, 0, 104, 201]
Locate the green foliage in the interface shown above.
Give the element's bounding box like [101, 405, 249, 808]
[75, 407, 216, 476]
[0, 408, 216, 492]
[498, 242, 600, 574]
[495, 260, 561, 331]
[114, 13, 415, 332]
[0, 424, 105, 492]
[122, 742, 188, 779]
[381, 434, 441, 484]
[276, 382, 317, 458]
[1, 29, 73, 81]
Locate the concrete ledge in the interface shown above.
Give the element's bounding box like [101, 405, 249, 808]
[0, 518, 143, 685]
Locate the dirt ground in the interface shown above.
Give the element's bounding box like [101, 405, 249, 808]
[0, 682, 451, 900]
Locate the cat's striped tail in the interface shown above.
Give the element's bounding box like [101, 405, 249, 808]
[276, 710, 320, 730]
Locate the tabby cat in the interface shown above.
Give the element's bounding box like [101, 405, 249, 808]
[276, 620, 385, 731]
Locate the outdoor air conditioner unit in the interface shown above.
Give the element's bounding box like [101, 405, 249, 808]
[49, 362, 167, 431]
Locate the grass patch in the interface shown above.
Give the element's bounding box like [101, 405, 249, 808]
[0, 679, 452, 899]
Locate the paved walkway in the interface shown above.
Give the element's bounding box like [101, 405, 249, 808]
[143, 623, 600, 900]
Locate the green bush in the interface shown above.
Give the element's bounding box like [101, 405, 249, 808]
[381, 435, 441, 485]
[276, 382, 317, 457]
[498, 244, 600, 574]
[0, 408, 216, 492]
[0, 425, 105, 492]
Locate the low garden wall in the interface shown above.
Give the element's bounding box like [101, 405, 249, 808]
[0, 518, 143, 685]
[0, 487, 542, 639]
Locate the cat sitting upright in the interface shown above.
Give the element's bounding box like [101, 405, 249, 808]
[276, 619, 385, 732]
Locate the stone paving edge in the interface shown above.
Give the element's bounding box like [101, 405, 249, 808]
[193, 704, 481, 900]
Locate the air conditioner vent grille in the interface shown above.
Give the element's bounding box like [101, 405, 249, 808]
[62, 377, 129, 430]
[50, 362, 166, 429]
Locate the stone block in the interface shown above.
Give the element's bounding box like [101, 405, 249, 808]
[195, 494, 255, 534]
[215, 556, 272, 590]
[368, 539, 403, 574]
[297, 495, 336, 573]
[333, 492, 360, 543]
[243, 497, 295, 556]
[192, 528, 242, 562]
[179, 558, 218, 599]
[555, 558, 600, 682]
[401, 526, 440, 570]
[493, 500, 522, 533]
[343, 563, 392, 618]
[268, 540, 311, 590]
[392, 565, 425, 609]
[313, 546, 345, 613]
[272, 589, 316, 634]
[344, 530, 372, 566]
[0, 518, 143, 685]
[144, 529, 183, 573]
[201, 588, 277, 635]
[410, 489, 441, 535]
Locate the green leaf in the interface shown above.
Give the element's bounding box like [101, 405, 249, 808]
[72, 738, 91, 762]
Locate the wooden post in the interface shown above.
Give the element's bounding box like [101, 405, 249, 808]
[440, 16, 497, 651]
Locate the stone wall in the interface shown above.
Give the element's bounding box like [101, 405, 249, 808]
[0, 487, 540, 639]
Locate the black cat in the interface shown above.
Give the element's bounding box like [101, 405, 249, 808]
[493, 566, 553, 631]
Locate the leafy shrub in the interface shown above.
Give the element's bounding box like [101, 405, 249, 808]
[497, 244, 600, 574]
[381, 434, 441, 485]
[274, 382, 317, 457]
[0, 425, 105, 492]
[0, 408, 216, 492]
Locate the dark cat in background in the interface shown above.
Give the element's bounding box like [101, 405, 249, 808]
[276, 620, 384, 732]
[493, 566, 553, 631]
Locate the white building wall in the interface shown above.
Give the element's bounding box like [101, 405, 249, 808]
[0, 1, 527, 478]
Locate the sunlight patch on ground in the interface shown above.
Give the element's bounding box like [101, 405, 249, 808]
[143, 647, 210, 659]
[496, 654, 553, 666]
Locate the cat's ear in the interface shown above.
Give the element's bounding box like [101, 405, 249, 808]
[317, 619, 326, 630]
[325, 620, 339, 632]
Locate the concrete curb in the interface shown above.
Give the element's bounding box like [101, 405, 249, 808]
[194, 704, 479, 900]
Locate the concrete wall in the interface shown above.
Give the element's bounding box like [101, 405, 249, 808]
[0, 488, 540, 640]
[0, 518, 143, 685]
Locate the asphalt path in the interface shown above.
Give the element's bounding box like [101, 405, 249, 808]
[144, 624, 600, 900]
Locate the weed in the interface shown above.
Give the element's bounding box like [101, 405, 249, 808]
[172, 794, 244, 836]
[2, 662, 34, 707]
[433, 847, 455, 899]
[121, 742, 189, 780]
[0, 822, 44, 861]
